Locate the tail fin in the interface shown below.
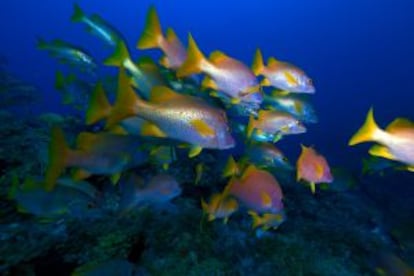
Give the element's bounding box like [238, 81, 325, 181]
[85, 82, 112, 125]
[71, 3, 85, 22]
[136, 6, 164, 49]
[105, 67, 140, 128]
[176, 34, 206, 77]
[252, 48, 265, 76]
[104, 41, 130, 67]
[45, 127, 70, 191]
[222, 155, 240, 178]
[248, 211, 262, 229]
[349, 108, 382, 146]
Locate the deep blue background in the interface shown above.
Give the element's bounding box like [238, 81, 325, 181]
[1, 0, 414, 169]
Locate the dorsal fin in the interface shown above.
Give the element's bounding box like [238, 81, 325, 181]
[166, 27, 179, 43]
[386, 118, 414, 133]
[267, 57, 280, 67]
[241, 164, 258, 181]
[149, 85, 184, 103]
[209, 51, 230, 64]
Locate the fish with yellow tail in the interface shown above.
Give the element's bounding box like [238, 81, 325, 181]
[137, 6, 187, 69]
[296, 145, 333, 194]
[177, 34, 262, 106]
[45, 127, 150, 190]
[349, 108, 414, 172]
[103, 67, 235, 157]
[201, 193, 239, 223]
[252, 49, 315, 93]
[248, 211, 286, 231]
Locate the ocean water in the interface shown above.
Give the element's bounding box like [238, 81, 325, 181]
[0, 0, 414, 275]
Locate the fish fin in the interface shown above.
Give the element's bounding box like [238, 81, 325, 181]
[246, 115, 256, 138]
[252, 48, 265, 76]
[108, 125, 129, 135]
[261, 192, 272, 208]
[104, 41, 130, 67]
[222, 155, 240, 178]
[191, 119, 215, 137]
[86, 82, 112, 125]
[71, 3, 85, 22]
[72, 169, 91, 181]
[159, 56, 169, 67]
[310, 182, 316, 194]
[177, 34, 206, 77]
[209, 91, 220, 98]
[209, 51, 229, 64]
[267, 57, 280, 67]
[260, 78, 271, 87]
[369, 145, 396, 160]
[348, 107, 382, 146]
[230, 97, 241, 105]
[248, 211, 261, 229]
[406, 166, 414, 172]
[106, 67, 140, 128]
[284, 71, 298, 86]
[141, 121, 167, 137]
[137, 6, 163, 49]
[201, 76, 218, 90]
[189, 145, 203, 158]
[272, 133, 283, 143]
[386, 118, 414, 133]
[195, 163, 204, 185]
[316, 163, 324, 179]
[241, 164, 258, 182]
[111, 173, 122, 185]
[45, 127, 70, 191]
[166, 27, 179, 43]
[149, 85, 183, 103]
[201, 198, 209, 212]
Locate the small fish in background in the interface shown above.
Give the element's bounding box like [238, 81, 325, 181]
[225, 165, 284, 215]
[118, 173, 182, 211]
[201, 192, 238, 223]
[71, 4, 125, 47]
[55, 71, 93, 110]
[243, 142, 293, 170]
[137, 6, 187, 69]
[177, 35, 262, 106]
[252, 48, 315, 94]
[103, 68, 235, 157]
[45, 127, 149, 190]
[348, 108, 414, 172]
[8, 176, 99, 218]
[361, 156, 406, 176]
[246, 110, 306, 143]
[248, 210, 285, 231]
[264, 91, 318, 123]
[37, 38, 97, 72]
[296, 145, 333, 194]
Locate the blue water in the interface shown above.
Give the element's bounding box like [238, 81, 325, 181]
[1, 1, 414, 274]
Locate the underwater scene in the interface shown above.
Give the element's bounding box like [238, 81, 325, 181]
[1, 0, 414, 275]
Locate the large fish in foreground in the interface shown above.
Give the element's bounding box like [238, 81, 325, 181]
[349, 108, 414, 171]
[177, 35, 262, 105]
[252, 49, 315, 94]
[137, 6, 187, 69]
[103, 68, 235, 157]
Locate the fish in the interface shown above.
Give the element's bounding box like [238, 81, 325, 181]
[55, 71, 93, 109]
[102, 67, 235, 157]
[243, 142, 293, 170]
[246, 110, 306, 142]
[37, 38, 96, 71]
[264, 91, 318, 123]
[252, 49, 315, 93]
[225, 165, 284, 215]
[248, 210, 286, 231]
[201, 192, 239, 223]
[177, 35, 262, 105]
[45, 127, 149, 190]
[348, 108, 414, 171]
[71, 4, 125, 47]
[104, 41, 163, 99]
[296, 145, 333, 194]
[137, 6, 187, 69]
[8, 176, 98, 217]
[361, 156, 405, 176]
[119, 173, 181, 211]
